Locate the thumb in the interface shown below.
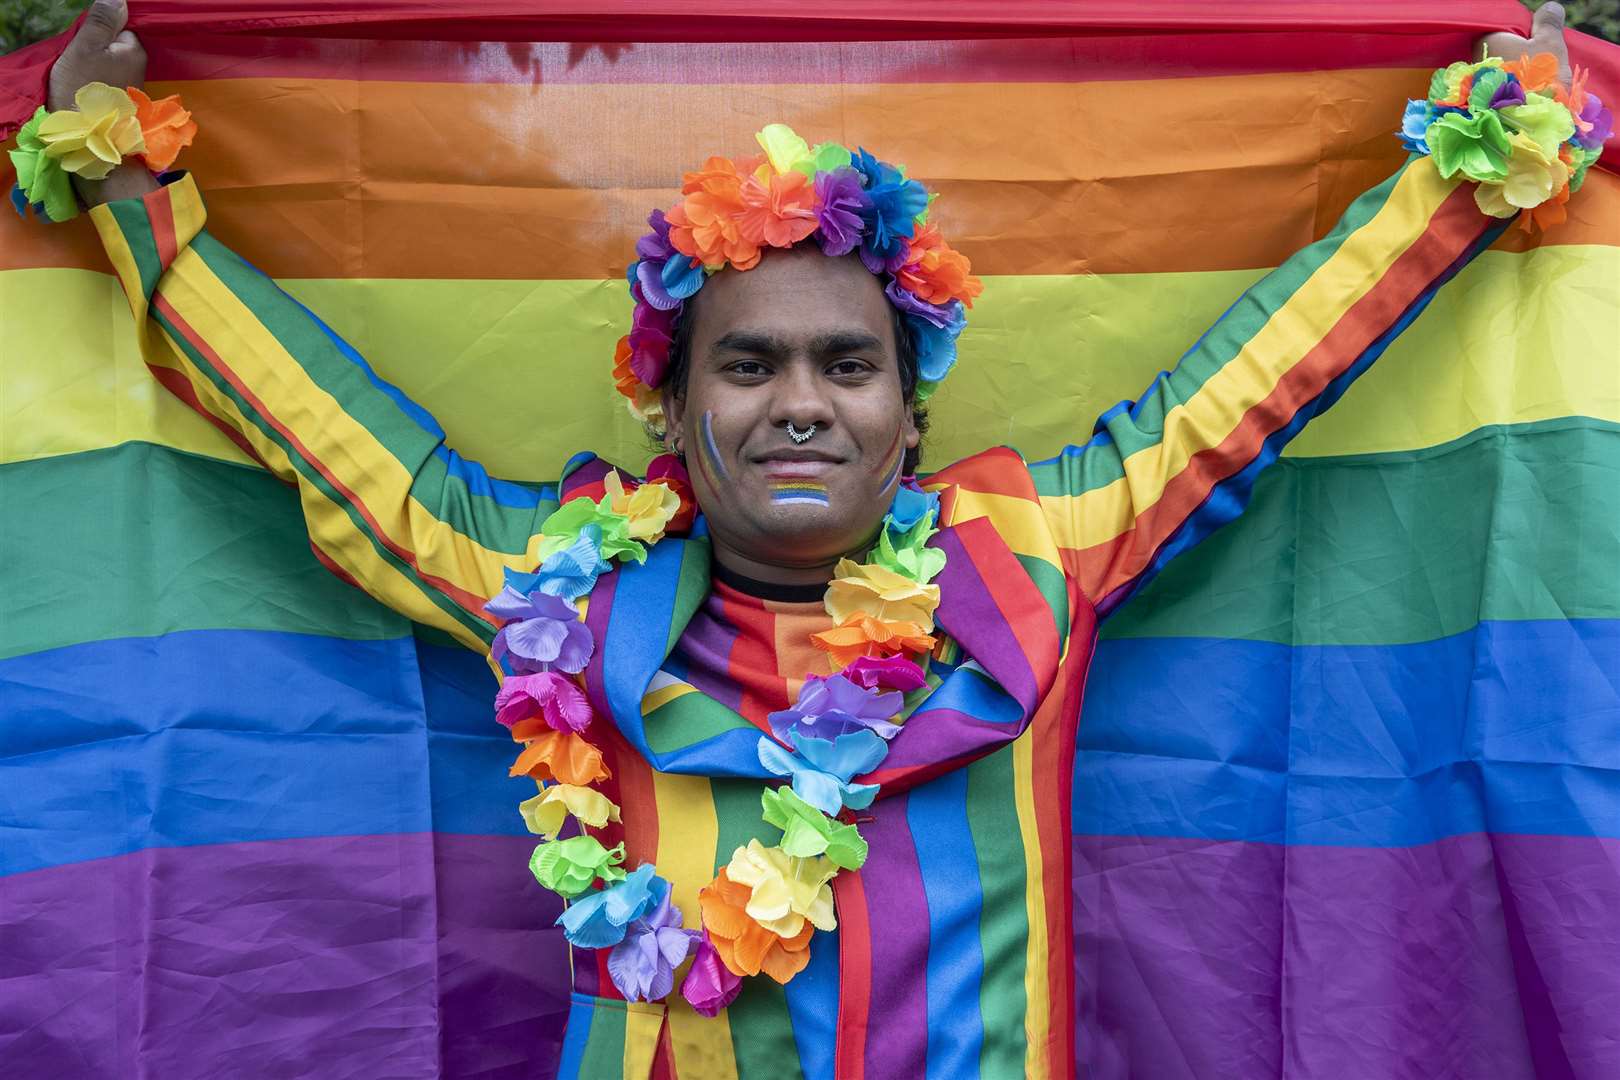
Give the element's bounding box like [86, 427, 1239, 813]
[72, 0, 130, 54]
[1531, 1, 1566, 43]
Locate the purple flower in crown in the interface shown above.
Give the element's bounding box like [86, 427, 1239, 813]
[885, 283, 963, 332]
[1576, 93, 1613, 151]
[851, 147, 928, 273]
[488, 588, 595, 674]
[768, 673, 905, 744]
[814, 167, 871, 258]
[633, 208, 706, 311]
[843, 654, 928, 694]
[606, 876, 701, 1001]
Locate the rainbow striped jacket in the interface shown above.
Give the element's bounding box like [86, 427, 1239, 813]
[90, 156, 1501, 1079]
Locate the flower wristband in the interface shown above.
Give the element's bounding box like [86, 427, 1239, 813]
[9, 82, 197, 223]
[1400, 52, 1609, 232]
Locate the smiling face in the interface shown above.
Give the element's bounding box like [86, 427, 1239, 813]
[663, 246, 920, 584]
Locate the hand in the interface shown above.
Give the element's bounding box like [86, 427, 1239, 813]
[48, 0, 146, 110]
[1479, 1, 1572, 88]
[47, 0, 156, 206]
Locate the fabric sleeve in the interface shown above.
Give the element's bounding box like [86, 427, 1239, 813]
[89, 172, 559, 651]
[1027, 154, 1507, 617]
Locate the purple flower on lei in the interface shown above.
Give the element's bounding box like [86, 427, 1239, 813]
[607, 877, 701, 1001]
[814, 167, 871, 257]
[1398, 99, 1436, 154]
[1576, 93, 1613, 151]
[633, 208, 705, 311]
[1488, 74, 1526, 110]
[851, 147, 928, 273]
[558, 863, 660, 948]
[768, 673, 905, 744]
[681, 933, 744, 1017]
[493, 671, 593, 732]
[488, 587, 594, 674]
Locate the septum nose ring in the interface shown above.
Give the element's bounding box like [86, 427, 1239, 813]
[786, 422, 817, 444]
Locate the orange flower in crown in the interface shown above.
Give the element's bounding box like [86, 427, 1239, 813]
[895, 223, 983, 308]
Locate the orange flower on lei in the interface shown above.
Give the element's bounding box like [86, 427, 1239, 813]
[699, 868, 815, 983]
[736, 169, 820, 249]
[895, 223, 983, 308]
[128, 88, 197, 171]
[508, 723, 611, 785]
[811, 612, 937, 668]
[1504, 52, 1560, 92]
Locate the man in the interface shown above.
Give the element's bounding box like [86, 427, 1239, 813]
[37, 1, 1590, 1076]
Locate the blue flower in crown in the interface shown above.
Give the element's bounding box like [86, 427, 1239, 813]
[850, 147, 929, 273]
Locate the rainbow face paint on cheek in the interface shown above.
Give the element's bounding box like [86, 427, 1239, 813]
[876, 424, 905, 496]
[698, 410, 729, 483]
[769, 481, 830, 506]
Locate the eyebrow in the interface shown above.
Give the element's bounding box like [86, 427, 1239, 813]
[710, 329, 886, 359]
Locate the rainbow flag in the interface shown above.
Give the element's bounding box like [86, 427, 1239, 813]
[2, 3, 1616, 1076]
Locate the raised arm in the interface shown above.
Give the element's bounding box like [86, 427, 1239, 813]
[48, 2, 557, 651]
[1032, 6, 1583, 616]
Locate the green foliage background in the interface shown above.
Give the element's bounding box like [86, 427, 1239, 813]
[4, 0, 1619, 54]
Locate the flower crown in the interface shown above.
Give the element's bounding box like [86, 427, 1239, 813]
[1399, 52, 1609, 232]
[613, 123, 983, 424]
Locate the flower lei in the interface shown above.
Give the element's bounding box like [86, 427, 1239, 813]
[1399, 52, 1609, 233]
[9, 81, 197, 223]
[491, 460, 945, 1013]
[613, 123, 983, 425]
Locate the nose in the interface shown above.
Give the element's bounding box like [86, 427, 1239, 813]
[765, 359, 835, 436]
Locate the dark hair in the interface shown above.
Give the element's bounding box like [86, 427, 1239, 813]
[654, 292, 929, 475]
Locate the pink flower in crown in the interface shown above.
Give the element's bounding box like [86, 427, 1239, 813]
[627, 289, 678, 388]
[494, 671, 593, 733]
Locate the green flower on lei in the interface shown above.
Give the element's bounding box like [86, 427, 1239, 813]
[8, 108, 78, 223]
[1426, 109, 1512, 182]
[530, 835, 627, 898]
[761, 786, 869, 870]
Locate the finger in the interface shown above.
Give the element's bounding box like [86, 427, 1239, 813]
[1532, 1, 1567, 44]
[72, 0, 129, 53]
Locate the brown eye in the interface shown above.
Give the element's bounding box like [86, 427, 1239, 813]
[728, 360, 770, 378]
[828, 359, 871, 378]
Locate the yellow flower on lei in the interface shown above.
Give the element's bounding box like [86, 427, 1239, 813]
[36, 82, 145, 180]
[1475, 130, 1571, 218]
[824, 558, 941, 630]
[725, 839, 838, 938]
[603, 471, 681, 543]
[519, 783, 621, 841]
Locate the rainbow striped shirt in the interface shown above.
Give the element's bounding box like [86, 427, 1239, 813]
[89, 157, 1501, 1079]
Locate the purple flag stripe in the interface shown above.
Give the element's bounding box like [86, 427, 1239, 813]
[0, 833, 569, 1080]
[855, 793, 933, 1077]
[930, 525, 1042, 714]
[1074, 832, 1620, 1080]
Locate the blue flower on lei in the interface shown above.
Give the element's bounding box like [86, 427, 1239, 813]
[558, 863, 666, 949]
[504, 528, 609, 603]
[885, 484, 939, 534]
[757, 729, 888, 817]
[1399, 99, 1437, 155]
